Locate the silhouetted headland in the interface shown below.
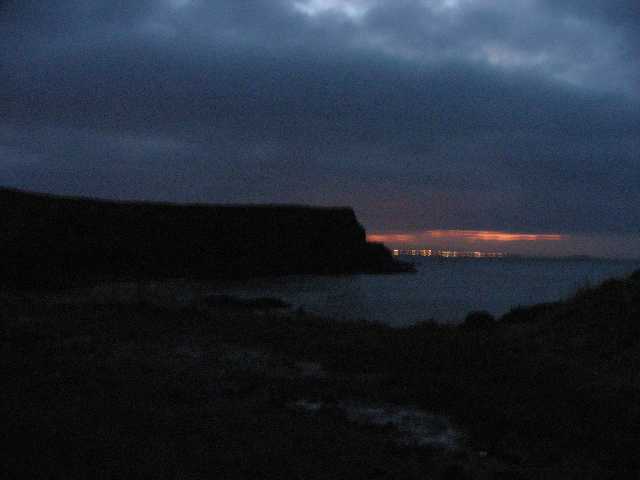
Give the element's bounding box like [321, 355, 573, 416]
[0, 187, 412, 288]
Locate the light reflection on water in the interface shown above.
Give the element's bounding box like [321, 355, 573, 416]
[211, 257, 640, 326]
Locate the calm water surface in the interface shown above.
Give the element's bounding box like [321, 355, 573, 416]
[213, 257, 640, 326]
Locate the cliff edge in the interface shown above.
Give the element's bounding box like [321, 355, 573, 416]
[0, 187, 411, 287]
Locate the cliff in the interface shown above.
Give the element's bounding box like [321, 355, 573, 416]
[0, 187, 410, 288]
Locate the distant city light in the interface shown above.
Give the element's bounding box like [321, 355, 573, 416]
[391, 249, 506, 258]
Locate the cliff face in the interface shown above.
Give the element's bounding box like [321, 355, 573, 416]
[0, 188, 409, 287]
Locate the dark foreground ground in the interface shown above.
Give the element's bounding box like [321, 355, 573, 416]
[3, 270, 640, 479]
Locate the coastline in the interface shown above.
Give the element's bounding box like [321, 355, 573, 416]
[0, 187, 411, 290]
[4, 269, 640, 478]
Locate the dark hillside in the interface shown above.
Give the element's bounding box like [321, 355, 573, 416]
[0, 187, 409, 288]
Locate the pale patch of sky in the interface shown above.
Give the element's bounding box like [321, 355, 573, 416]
[293, 0, 373, 21]
[288, 0, 634, 97]
[427, 0, 473, 13]
[481, 44, 550, 69]
[167, 0, 194, 9]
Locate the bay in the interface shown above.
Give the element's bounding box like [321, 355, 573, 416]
[213, 256, 640, 326]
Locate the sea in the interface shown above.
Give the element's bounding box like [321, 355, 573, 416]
[211, 256, 640, 326]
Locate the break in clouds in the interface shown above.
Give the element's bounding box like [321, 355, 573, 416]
[1, 0, 639, 255]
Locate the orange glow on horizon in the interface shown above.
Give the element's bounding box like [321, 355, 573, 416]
[367, 229, 567, 244]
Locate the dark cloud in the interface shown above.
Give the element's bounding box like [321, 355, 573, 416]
[1, 0, 638, 249]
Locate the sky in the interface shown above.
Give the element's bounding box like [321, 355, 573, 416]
[1, 0, 639, 257]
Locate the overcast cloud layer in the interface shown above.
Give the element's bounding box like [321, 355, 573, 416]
[1, 0, 639, 254]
